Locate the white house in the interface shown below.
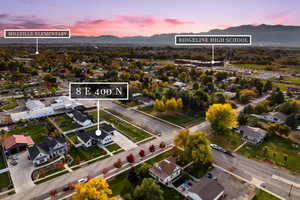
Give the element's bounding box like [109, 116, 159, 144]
[26, 100, 46, 111]
[67, 110, 92, 127]
[238, 125, 267, 144]
[260, 112, 287, 123]
[149, 157, 182, 185]
[77, 124, 115, 148]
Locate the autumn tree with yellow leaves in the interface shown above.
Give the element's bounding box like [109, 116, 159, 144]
[206, 104, 238, 133]
[72, 177, 116, 200]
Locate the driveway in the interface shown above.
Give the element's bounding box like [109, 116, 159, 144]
[112, 131, 137, 150]
[8, 151, 35, 193]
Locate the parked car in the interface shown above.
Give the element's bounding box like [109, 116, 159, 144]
[77, 178, 88, 184]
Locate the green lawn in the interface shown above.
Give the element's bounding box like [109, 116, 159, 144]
[51, 114, 80, 131]
[0, 148, 7, 169]
[208, 131, 243, 151]
[0, 102, 18, 111]
[0, 172, 13, 191]
[91, 110, 152, 142]
[69, 146, 107, 164]
[35, 171, 69, 184]
[106, 143, 121, 152]
[252, 190, 280, 200]
[185, 163, 210, 179]
[140, 106, 203, 127]
[7, 123, 49, 143]
[238, 135, 300, 173]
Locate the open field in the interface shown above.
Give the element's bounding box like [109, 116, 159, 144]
[238, 135, 300, 173]
[140, 106, 203, 127]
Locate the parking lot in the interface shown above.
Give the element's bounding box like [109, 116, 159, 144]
[210, 168, 256, 200]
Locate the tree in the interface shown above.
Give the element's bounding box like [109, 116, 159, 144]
[263, 80, 272, 92]
[139, 149, 145, 158]
[149, 145, 155, 153]
[266, 123, 291, 137]
[159, 141, 166, 149]
[238, 114, 248, 126]
[206, 104, 238, 133]
[127, 154, 135, 164]
[239, 89, 256, 104]
[75, 156, 81, 164]
[176, 98, 183, 111]
[72, 177, 116, 200]
[50, 190, 57, 199]
[154, 99, 165, 112]
[114, 159, 123, 168]
[137, 163, 151, 178]
[173, 129, 189, 148]
[128, 168, 139, 184]
[165, 98, 177, 112]
[269, 89, 284, 105]
[183, 131, 212, 164]
[133, 178, 164, 200]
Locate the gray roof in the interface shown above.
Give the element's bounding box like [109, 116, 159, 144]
[239, 125, 267, 139]
[188, 177, 224, 200]
[265, 112, 287, 122]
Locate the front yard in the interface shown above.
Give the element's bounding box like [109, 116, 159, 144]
[208, 131, 243, 151]
[105, 143, 122, 152]
[238, 135, 300, 173]
[69, 146, 107, 164]
[252, 190, 280, 200]
[0, 148, 7, 169]
[91, 110, 152, 142]
[51, 114, 80, 132]
[0, 172, 13, 192]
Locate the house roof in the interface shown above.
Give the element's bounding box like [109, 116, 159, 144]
[266, 112, 287, 122]
[28, 146, 42, 160]
[188, 177, 224, 200]
[2, 135, 34, 150]
[101, 124, 115, 133]
[239, 125, 267, 139]
[38, 137, 66, 152]
[77, 131, 91, 143]
[72, 110, 89, 123]
[149, 157, 180, 180]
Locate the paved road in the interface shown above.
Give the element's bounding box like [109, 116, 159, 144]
[5, 94, 300, 200]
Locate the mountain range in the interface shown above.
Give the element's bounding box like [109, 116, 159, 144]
[1, 24, 300, 47]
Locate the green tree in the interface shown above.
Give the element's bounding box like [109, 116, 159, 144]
[183, 131, 212, 164]
[133, 178, 164, 200]
[174, 129, 189, 148]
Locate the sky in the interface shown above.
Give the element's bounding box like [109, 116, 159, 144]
[0, 0, 299, 36]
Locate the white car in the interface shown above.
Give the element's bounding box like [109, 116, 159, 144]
[77, 178, 88, 184]
[210, 144, 222, 151]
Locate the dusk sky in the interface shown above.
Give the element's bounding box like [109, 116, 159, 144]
[1, 0, 300, 36]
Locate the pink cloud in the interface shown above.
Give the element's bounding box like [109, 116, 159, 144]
[0, 14, 196, 37]
[265, 10, 295, 25]
[164, 18, 194, 25]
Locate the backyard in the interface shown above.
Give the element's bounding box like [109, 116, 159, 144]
[238, 134, 300, 173]
[7, 122, 50, 143]
[51, 114, 80, 132]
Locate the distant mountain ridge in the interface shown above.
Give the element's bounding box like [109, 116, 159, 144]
[1, 24, 300, 47]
